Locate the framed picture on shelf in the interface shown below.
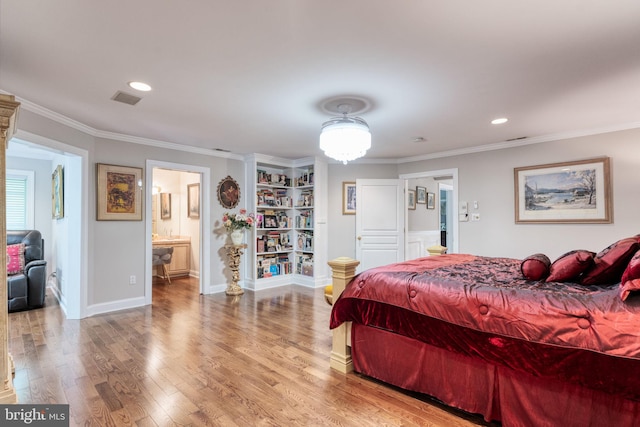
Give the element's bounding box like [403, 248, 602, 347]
[416, 186, 427, 204]
[187, 183, 200, 218]
[514, 157, 611, 223]
[96, 163, 143, 221]
[342, 181, 356, 215]
[427, 192, 435, 209]
[408, 189, 416, 210]
[264, 215, 278, 228]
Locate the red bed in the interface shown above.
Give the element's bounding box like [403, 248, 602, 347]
[329, 253, 640, 426]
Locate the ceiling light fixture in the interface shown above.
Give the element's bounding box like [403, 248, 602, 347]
[491, 117, 508, 125]
[319, 103, 371, 164]
[128, 81, 152, 92]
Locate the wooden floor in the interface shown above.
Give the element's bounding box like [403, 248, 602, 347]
[8, 277, 495, 426]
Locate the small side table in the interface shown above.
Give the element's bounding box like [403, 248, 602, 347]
[224, 244, 247, 296]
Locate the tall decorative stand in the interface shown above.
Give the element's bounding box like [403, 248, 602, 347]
[224, 244, 246, 296]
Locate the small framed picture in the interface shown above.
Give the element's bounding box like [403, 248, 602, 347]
[408, 189, 416, 210]
[427, 192, 435, 209]
[160, 193, 171, 219]
[416, 186, 427, 204]
[187, 183, 200, 218]
[342, 182, 356, 215]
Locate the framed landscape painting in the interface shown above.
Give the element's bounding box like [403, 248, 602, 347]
[514, 157, 611, 224]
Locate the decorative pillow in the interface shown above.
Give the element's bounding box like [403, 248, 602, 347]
[6, 243, 25, 275]
[520, 253, 551, 280]
[546, 250, 595, 283]
[620, 278, 640, 301]
[581, 238, 639, 286]
[621, 249, 640, 285]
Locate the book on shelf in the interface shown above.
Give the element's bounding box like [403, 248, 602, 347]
[257, 253, 292, 278]
[295, 210, 313, 228]
[296, 169, 314, 187]
[257, 170, 291, 186]
[296, 190, 313, 207]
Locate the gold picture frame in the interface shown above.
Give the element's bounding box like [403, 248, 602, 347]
[514, 157, 612, 223]
[342, 182, 356, 215]
[160, 193, 171, 219]
[187, 183, 200, 218]
[217, 175, 240, 209]
[96, 163, 143, 221]
[52, 164, 64, 219]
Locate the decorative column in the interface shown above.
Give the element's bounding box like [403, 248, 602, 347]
[0, 94, 20, 403]
[224, 244, 246, 296]
[327, 257, 360, 373]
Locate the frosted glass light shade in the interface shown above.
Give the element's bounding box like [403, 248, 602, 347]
[319, 116, 371, 164]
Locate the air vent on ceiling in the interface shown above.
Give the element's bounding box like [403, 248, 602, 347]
[111, 91, 142, 106]
[506, 136, 528, 141]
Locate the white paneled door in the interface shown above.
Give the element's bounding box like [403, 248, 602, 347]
[355, 179, 405, 273]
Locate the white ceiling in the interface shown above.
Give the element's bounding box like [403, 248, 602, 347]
[2, 1, 639, 162]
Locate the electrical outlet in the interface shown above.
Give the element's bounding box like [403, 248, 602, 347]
[471, 213, 480, 221]
[129, 275, 136, 285]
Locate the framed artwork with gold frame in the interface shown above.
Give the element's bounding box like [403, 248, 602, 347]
[96, 163, 143, 221]
[217, 175, 240, 209]
[514, 157, 611, 223]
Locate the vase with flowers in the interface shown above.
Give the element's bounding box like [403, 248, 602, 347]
[222, 209, 254, 245]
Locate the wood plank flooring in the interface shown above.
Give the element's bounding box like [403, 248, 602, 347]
[8, 278, 496, 426]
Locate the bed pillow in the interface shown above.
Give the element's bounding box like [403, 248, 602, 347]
[546, 250, 595, 283]
[6, 243, 25, 275]
[520, 253, 551, 280]
[620, 279, 640, 301]
[581, 238, 639, 286]
[621, 249, 640, 285]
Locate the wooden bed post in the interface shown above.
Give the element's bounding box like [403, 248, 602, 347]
[327, 257, 359, 373]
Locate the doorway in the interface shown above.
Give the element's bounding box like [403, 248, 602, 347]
[439, 182, 453, 249]
[145, 160, 211, 305]
[400, 168, 458, 256]
[9, 132, 88, 319]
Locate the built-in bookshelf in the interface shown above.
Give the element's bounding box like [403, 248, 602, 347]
[246, 155, 327, 290]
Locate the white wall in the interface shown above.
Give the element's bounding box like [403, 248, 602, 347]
[14, 105, 640, 315]
[407, 176, 439, 232]
[398, 128, 640, 260]
[16, 108, 245, 313]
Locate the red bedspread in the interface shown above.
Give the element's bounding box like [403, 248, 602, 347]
[330, 254, 640, 399]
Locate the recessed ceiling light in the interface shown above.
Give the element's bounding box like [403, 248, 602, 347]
[491, 117, 508, 125]
[128, 81, 152, 92]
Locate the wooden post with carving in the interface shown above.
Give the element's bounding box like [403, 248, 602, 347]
[0, 94, 20, 403]
[327, 257, 359, 373]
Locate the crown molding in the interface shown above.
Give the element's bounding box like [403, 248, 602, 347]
[5, 89, 639, 165]
[395, 121, 640, 164]
[1, 90, 244, 161]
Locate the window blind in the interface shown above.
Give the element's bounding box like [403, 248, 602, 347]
[6, 175, 29, 230]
